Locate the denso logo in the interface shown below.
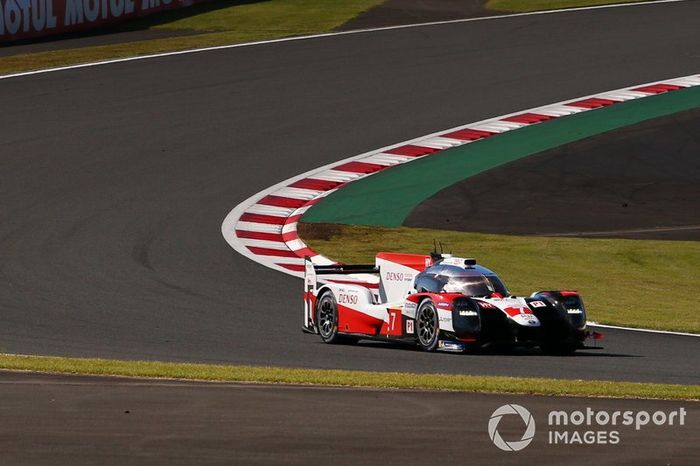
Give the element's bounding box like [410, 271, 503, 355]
[386, 272, 412, 282]
[338, 293, 358, 305]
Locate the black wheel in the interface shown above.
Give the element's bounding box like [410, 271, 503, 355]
[416, 299, 440, 352]
[315, 291, 358, 345]
[540, 341, 577, 356]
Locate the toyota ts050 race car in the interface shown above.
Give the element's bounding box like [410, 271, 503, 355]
[302, 252, 602, 354]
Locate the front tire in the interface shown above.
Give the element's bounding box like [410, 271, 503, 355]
[416, 299, 440, 352]
[315, 291, 358, 345]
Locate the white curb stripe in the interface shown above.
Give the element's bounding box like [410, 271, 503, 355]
[361, 154, 413, 165]
[271, 187, 324, 200]
[245, 204, 297, 216]
[234, 222, 283, 234]
[534, 105, 585, 116]
[418, 137, 465, 149]
[312, 170, 363, 182]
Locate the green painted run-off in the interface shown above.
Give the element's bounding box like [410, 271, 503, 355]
[302, 86, 700, 227]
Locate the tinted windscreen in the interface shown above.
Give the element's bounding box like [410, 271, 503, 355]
[442, 275, 494, 296]
[485, 275, 508, 295]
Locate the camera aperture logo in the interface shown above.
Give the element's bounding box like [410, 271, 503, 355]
[489, 404, 687, 451]
[488, 404, 536, 452]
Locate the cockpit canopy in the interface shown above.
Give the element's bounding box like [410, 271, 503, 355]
[414, 263, 509, 297]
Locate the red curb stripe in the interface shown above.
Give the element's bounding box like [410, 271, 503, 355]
[441, 128, 495, 141]
[282, 231, 299, 242]
[239, 213, 287, 225]
[292, 247, 318, 257]
[236, 230, 283, 242]
[632, 84, 683, 94]
[247, 246, 298, 257]
[503, 113, 555, 124]
[285, 214, 304, 225]
[278, 263, 305, 272]
[257, 195, 307, 208]
[289, 178, 343, 191]
[334, 161, 387, 174]
[566, 97, 618, 109]
[385, 145, 439, 157]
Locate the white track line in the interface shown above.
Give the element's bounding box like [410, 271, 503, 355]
[587, 322, 700, 337]
[0, 0, 690, 81]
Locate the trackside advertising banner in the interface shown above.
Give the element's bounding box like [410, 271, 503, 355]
[0, 0, 208, 42]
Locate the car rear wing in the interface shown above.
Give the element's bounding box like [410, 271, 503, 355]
[303, 257, 378, 333]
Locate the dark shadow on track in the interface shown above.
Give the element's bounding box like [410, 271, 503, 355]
[338, 0, 494, 31]
[354, 341, 637, 358]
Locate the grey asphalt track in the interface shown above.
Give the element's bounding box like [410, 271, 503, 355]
[0, 371, 697, 465]
[1, 1, 699, 383]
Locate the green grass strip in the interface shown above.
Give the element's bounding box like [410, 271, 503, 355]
[299, 224, 700, 333]
[1, 353, 697, 399]
[487, 0, 652, 12]
[303, 86, 700, 226]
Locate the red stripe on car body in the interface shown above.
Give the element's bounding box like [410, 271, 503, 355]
[503, 306, 534, 317]
[337, 304, 383, 335]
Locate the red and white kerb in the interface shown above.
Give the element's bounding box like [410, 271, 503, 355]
[222, 75, 700, 278]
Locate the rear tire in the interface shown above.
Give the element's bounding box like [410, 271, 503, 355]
[315, 291, 358, 345]
[416, 299, 440, 352]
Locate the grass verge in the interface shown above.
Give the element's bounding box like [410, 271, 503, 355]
[0, 0, 382, 75]
[299, 224, 700, 334]
[1, 353, 697, 399]
[486, 0, 653, 12]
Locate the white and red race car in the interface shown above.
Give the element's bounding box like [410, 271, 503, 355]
[303, 252, 601, 354]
